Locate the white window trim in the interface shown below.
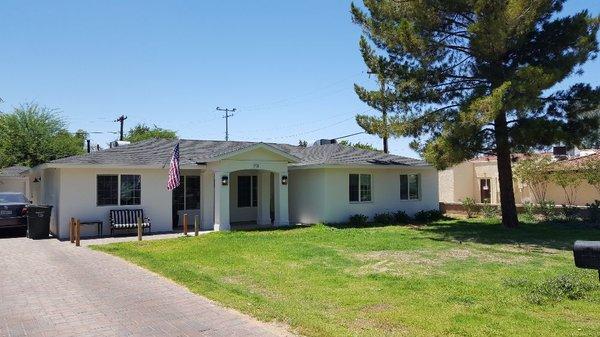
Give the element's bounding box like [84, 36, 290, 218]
[400, 173, 421, 201]
[96, 174, 142, 207]
[349, 173, 373, 204]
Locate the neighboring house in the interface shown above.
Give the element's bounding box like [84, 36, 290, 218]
[0, 165, 30, 198]
[439, 149, 600, 206]
[27, 139, 439, 239]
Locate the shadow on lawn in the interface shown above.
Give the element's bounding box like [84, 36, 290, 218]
[419, 219, 600, 250]
[324, 216, 454, 230]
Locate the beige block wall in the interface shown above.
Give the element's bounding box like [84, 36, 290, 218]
[440, 159, 600, 206]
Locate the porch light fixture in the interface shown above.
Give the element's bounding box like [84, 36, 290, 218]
[221, 175, 229, 186]
[281, 175, 288, 185]
[33, 177, 41, 183]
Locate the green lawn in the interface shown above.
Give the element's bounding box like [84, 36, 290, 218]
[92, 218, 600, 337]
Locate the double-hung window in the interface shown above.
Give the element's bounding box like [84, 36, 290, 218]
[349, 174, 372, 202]
[400, 174, 420, 200]
[120, 175, 141, 205]
[97, 174, 142, 206]
[237, 175, 258, 207]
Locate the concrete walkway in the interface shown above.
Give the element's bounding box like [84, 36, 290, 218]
[0, 236, 294, 337]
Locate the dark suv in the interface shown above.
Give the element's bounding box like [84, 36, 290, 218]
[0, 192, 30, 228]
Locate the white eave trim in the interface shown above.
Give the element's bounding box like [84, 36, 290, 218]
[288, 163, 433, 170]
[32, 163, 207, 170]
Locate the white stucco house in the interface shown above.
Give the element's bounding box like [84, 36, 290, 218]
[26, 139, 439, 239]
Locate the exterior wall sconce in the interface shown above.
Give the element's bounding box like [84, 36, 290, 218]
[221, 175, 229, 186]
[33, 177, 41, 183]
[281, 175, 288, 185]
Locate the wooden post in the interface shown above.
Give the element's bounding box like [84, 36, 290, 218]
[75, 219, 81, 247]
[137, 217, 143, 241]
[70, 218, 75, 243]
[194, 215, 199, 236]
[183, 213, 188, 236]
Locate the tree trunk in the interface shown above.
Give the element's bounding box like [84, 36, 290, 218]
[495, 113, 519, 228]
[383, 136, 388, 154]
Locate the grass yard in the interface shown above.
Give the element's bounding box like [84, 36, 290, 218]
[92, 218, 600, 337]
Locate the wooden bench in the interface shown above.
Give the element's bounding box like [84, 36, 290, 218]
[109, 209, 151, 236]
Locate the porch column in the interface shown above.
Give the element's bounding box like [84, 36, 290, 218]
[273, 171, 289, 227]
[201, 170, 214, 229]
[258, 171, 271, 225]
[213, 171, 230, 231]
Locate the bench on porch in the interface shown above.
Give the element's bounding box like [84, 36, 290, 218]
[109, 209, 151, 236]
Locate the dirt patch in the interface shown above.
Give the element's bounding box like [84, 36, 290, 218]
[493, 244, 561, 255]
[222, 275, 282, 300]
[351, 247, 529, 277]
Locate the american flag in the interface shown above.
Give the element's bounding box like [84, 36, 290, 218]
[167, 143, 181, 191]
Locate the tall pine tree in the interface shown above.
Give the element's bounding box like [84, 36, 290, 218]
[354, 37, 399, 153]
[352, 0, 600, 228]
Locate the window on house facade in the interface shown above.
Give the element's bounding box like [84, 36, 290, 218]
[237, 175, 258, 207]
[400, 174, 420, 200]
[120, 175, 141, 205]
[97, 175, 119, 206]
[97, 174, 142, 206]
[349, 174, 372, 202]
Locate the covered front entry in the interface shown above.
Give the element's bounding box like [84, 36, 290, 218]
[228, 170, 274, 228]
[205, 143, 295, 231]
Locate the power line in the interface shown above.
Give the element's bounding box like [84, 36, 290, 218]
[216, 107, 236, 141]
[238, 72, 364, 112]
[334, 131, 365, 140]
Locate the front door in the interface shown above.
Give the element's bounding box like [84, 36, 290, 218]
[480, 179, 491, 203]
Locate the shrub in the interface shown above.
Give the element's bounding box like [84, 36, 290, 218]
[461, 197, 478, 218]
[414, 209, 443, 222]
[481, 203, 498, 218]
[349, 214, 368, 227]
[561, 204, 579, 221]
[536, 200, 557, 221]
[521, 201, 536, 221]
[393, 210, 411, 224]
[587, 200, 600, 225]
[373, 212, 394, 224]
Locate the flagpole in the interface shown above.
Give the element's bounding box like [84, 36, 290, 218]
[162, 141, 180, 169]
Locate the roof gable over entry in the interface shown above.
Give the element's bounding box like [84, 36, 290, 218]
[214, 143, 299, 163]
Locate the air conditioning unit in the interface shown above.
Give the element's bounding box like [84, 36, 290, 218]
[109, 141, 131, 148]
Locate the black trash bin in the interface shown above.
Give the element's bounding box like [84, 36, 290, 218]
[27, 205, 53, 239]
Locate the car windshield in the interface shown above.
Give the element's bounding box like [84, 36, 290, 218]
[0, 193, 28, 204]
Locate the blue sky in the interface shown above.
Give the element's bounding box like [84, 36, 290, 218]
[1, 0, 598, 157]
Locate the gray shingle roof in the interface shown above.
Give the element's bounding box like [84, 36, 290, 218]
[49, 139, 428, 167]
[0, 165, 29, 177]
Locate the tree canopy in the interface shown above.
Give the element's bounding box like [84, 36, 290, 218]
[0, 103, 86, 167]
[352, 0, 599, 227]
[125, 123, 177, 143]
[339, 140, 380, 151]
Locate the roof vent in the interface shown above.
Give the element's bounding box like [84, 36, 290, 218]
[313, 139, 337, 146]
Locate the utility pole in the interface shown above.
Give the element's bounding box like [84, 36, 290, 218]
[216, 107, 236, 141]
[114, 115, 127, 141]
[368, 70, 389, 153]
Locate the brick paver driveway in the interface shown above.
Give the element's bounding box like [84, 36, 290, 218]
[0, 236, 293, 337]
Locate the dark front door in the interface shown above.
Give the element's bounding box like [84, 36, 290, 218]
[480, 179, 491, 203]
